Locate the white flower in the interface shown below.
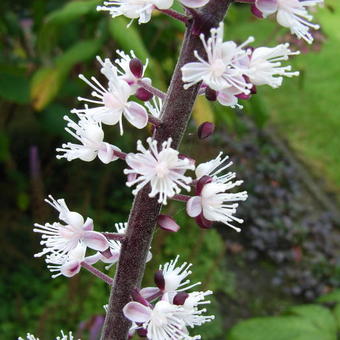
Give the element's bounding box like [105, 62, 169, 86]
[177, 291, 214, 328]
[181, 22, 254, 94]
[46, 243, 86, 278]
[97, 0, 209, 25]
[123, 300, 200, 340]
[71, 71, 148, 135]
[97, 51, 150, 94]
[56, 115, 121, 163]
[216, 86, 243, 108]
[247, 43, 300, 88]
[18, 334, 39, 340]
[187, 153, 248, 231]
[34, 196, 108, 259]
[255, 0, 323, 44]
[124, 138, 195, 204]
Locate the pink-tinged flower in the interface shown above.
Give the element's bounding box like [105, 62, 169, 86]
[56, 115, 121, 163]
[253, 0, 323, 44]
[46, 243, 86, 278]
[181, 22, 254, 94]
[124, 138, 195, 204]
[216, 86, 243, 108]
[123, 300, 200, 340]
[34, 196, 109, 259]
[187, 153, 248, 231]
[97, 51, 150, 94]
[247, 43, 300, 88]
[71, 70, 148, 135]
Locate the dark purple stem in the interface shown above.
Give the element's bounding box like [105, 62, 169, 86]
[103, 233, 126, 241]
[101, 1, 233, 339]
[137, 79, 167, 100]
[81, 262, 114, 285]
[157, 8, 190, 24]
[112, 149, 127, 160]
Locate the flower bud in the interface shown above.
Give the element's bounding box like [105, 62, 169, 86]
[154, 270, 165, 290]
[129, 58, 143, 78]
[136, 87, 153, 101]
[205, 87, 217, 101]
[158, 215, 180, 232]
[173, 292, 189, 305]
[198, 121, 215, 139]
[131, 288, 150, 306]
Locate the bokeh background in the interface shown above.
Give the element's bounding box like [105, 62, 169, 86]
[1, 0, 340, 339]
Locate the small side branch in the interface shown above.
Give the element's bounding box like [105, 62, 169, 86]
[103, 232, 126, 241]
[113, 149, 127, 161]
[148, 114, 162, 127]
[81, 262, 114, 285]
[172, 193, 191, 202]
[137, 79, 167, 100]
[157, 8, 190, 24]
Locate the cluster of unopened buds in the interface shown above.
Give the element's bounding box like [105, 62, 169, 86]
[25, 0, 324, 339]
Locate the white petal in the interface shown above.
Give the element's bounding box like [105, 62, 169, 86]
[140, 287, 161, 299]
[124, 102, 148, 129]
[83, 231, 109, 251]
[123, 302, 151, 323]
[186, 196, 202, 217]
[255, 0, 278, 16]
[179, 0, 209, 8]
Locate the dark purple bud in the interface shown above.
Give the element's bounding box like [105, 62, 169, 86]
[173, 292, 189, 305]
[205, 87, 217, 101]
[129, 58, 143, 78]
[196, 175, 213, 195]
[131, 288, 150, 306]
[137, 328, 148, 337]
[198, 121, 215, 139]
[136, 87, 153, 101]
[251, 4, 264, 18]
[158, 215, 180, 232]
[236, 93, 251, 100]
[195, 213, 213, 229]
[251, 84, 257, 94]
[154, 270, 165, 290]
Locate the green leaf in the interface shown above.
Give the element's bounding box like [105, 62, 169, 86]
[0, 71, 30, 104]
[227, 316, 335, 340]
[333, 304, 340, 330]
[108, 17, 149, 61]
[31, 39, 101, 110]
[37, 0, 101, 53]
[318, 290, 340, 304]
[286, 305, 337, 335]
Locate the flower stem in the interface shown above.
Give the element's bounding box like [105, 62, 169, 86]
[101, 1, 234, 339]
[157, 8, 190, 24]
[148, 114, 162, 127]
[81, 262, 114, 285]
[112, 149, 127, 160]
[137, 79, 167, 100]
[172, 193, 191, 202]
[103, 232, 126, 241]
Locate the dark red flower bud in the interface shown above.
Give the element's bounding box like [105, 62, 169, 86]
[198, 121, 215, 139]
[129, 58, 143, 78]
[205, 87, 217, 101]
[136, 87, 153, 101]
[195, 213, 213, 229]
[137, 328, 148, 337]
[154, 270, 165, 290]
[251, 4, 264, 18]
[158, 215, 180, 232]
[236, 93, 251, 100]
[131, 288, 149, 306]
[173, 292, 189, 305]
[196, 175, 213, 195]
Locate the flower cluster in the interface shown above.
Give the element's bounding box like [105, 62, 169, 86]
[248, 0, 323, 44]
[33, 196, 130, 278]
[182, 22, 300, 108]
[123, 256, 214, 339]
[97, 0, 209, 25]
